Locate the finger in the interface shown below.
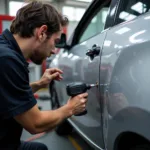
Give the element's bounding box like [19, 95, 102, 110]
[56, 78, 63, 81]
[81, 98, 87, 103]
[79, 93, 88, 98]
[82, 104, 86, 109]
[58, 74, 63, 79]
[82, 108, 86, 112]
[83, 108, 86, 111]
[48, 68, 63, 74]
[50, 72, 59, 80]
[50, 69, 63, 74]
[58, 77, 63, 81]
[60, 76, 63, 79]
[83, 98, 88, 104]
[55, 75, 63, 81]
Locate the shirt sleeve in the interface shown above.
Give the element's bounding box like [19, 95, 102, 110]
[0, 56, 37, 119]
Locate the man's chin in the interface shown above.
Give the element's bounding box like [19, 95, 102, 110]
[31, 59, 43, 65]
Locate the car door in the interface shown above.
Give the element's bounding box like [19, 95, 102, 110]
[53, 0, 114, 149]
[97, 0, 150, 149]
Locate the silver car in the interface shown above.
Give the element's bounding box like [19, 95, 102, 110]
[49, 0, 150, 149]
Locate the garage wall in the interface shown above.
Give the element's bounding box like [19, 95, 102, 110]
[0, 0, 7, 14]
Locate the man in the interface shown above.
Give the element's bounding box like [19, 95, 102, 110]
[0, 1, 88, 150]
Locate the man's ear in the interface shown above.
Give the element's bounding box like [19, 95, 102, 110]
[38, 25, 48, 42]
[39, 32, 47, 43]
[42, 32, 47, 40]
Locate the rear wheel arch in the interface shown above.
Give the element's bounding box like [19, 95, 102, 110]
[107, 107, 150, 150]
[114, 132, 150, 150]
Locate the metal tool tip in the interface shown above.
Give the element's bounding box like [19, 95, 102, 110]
[90, 83, 98, 87]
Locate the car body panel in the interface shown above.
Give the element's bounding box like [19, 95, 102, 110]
[51, 30, 107, 150]
[50, 0, 116, 149]
[100, 12, 150, 149]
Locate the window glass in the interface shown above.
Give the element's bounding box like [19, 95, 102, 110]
[62, 6, 86, 21]
[9, 1, 28, 16]
[115, 0, 150, 25]
[62, 6, 86, 38]
[79, 7, 109, 43]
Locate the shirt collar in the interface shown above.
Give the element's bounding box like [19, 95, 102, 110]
[2, 29, 29, 66]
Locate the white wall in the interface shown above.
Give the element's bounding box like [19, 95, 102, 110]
[0, 0, 7, 14]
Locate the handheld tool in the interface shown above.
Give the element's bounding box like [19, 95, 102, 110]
[66, 82, 98, 116]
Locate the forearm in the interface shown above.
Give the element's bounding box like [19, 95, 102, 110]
[30, 81, 41, 93]
[34, 105, 72, 133]
[15, 93, 87, 134]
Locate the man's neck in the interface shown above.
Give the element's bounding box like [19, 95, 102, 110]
[13, 34, 35, 60]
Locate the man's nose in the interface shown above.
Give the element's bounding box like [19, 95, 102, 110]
[51, 49, 56, 54]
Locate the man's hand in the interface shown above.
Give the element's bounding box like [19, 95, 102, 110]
[39, 68, 63, 89]
[66, 93, 88, 116]
[30, 68, 63, 93]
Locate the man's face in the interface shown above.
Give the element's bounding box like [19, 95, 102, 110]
[30, 28, 62, 65]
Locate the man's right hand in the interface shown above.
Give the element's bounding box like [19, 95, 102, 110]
[66, 93, 88, 116]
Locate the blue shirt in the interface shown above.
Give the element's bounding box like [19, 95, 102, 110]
[0, 29, 37, 149]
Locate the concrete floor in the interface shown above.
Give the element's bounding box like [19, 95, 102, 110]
[21, 90, 94, 150]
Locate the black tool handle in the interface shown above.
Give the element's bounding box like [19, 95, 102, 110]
[66, 82, 89, 116]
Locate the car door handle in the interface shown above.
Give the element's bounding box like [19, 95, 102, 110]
[86, 44, 101, 58]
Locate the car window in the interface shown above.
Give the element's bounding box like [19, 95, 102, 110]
[115, 0, 150, 25]
[79, 6, 110, 43]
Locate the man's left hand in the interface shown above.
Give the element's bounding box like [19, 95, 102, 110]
[38, 68, 63, 88]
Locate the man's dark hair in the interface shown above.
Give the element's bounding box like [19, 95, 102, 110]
[10, 1, 68, 38]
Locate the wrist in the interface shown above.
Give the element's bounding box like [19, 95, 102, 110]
[61, 104, 73, 118]
[36, 80, 43, 89]
[33, 81, 42, 91]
